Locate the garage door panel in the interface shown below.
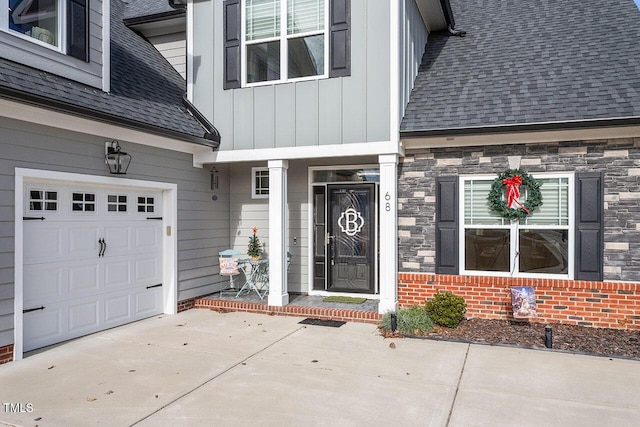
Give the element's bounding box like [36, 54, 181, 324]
[134, 257, 159, 283]
[69, 227, 100, 259]
[69, 264, 100, 294]
[104, 294, 131, 325]
[104, 260, 131, 289]
[24, 226, 64, 264]
[104, 225, 131, 253]
[135, 289, 162, 317]
[68, 300, 99, 334]
[23, 309, 62, 351]
[135, 226, 161, 251]
[24, 265, 64, 303]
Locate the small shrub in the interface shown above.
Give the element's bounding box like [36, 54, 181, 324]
[381, 305, 434, 335]
[425, 292, 467, 328]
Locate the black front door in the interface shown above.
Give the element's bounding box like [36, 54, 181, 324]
[326, 184, 375, 293]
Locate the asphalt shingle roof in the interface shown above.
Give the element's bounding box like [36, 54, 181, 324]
[0, 0, 209, 144]
[401, 0, 640, 134]
[123, 0, 181, 21]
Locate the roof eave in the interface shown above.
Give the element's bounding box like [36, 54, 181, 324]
[400, 117, 640, 139]
[123, 10, 185, 27]
[0, 88, 218, 149]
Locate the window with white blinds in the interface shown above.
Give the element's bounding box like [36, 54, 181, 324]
[461, 174, 572, 278]
[464, 177, 569, 226]
[246, 0, 280, 41]
[287, 0, 324, 34]
[244, 0, 327, 84]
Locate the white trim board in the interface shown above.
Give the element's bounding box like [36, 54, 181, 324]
[195, 140, 401, 164]
[401, 125, 640, 150]
[13, 168, 178, 361]
[1, 99, 206, 164]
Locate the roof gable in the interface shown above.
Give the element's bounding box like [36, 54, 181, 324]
[0, 0, 211, 145]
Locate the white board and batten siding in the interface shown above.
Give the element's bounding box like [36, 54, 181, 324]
[0, 117, 231, 351]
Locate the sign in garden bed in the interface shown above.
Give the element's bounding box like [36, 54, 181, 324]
[510, 286, 538, 319]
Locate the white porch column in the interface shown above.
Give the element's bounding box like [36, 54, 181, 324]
[378, 154, 398, 314]
[267, 160, 289, 307]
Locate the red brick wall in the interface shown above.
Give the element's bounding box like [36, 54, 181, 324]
[0, 344, 14, 365]
[398, 273, 640, 330]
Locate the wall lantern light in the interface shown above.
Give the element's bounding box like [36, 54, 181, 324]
[104, 140, 132, 175]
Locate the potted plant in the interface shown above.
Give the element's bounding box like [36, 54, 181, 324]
[248, 227, 263, 261]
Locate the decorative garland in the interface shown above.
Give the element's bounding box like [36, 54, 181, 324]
[487, 169, 542, 221]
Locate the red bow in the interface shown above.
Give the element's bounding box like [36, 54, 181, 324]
[502, 175, 530, 214]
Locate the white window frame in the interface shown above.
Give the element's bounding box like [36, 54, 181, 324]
[26, 186, 59, 213]
[459, 173, 575, 279]
[241, 0, 329, 87]
[107, 194, 128, 214]
[252, 167, 270, 199]
[1, 0, 66, 52]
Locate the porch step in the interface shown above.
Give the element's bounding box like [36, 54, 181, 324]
[194, 297, 383, 324]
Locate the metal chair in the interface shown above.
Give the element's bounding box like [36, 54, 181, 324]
[218, 249, 243, 295]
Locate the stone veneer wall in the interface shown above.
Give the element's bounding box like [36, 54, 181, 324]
[397, 138, 640, 328]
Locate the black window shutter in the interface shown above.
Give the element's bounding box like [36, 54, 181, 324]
[67, 0, 89, 62]
[575, 172, 604, 281]
[435, 176, 458, 275]
[223, 0, 241, 89]
[329, 0, 350, 77]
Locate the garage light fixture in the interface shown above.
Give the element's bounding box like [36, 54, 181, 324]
[105, 140, 132, 175]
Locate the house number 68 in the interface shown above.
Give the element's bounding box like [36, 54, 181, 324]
[385, 192, 391, 212]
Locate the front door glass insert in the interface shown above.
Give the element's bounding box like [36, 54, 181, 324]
[326, 184, 375, 293]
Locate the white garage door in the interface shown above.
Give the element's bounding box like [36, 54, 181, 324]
[22, 182, 164, 352]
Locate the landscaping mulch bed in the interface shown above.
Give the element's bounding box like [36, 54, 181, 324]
[405, 318, 640, 359]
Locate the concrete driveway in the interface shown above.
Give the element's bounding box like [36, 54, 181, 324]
[1, 309, 640, 427]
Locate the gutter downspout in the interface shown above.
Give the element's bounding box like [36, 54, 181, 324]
[168, 0, 186, 11]
[183, 94, 221, 146]
[439, 0, 466, 36]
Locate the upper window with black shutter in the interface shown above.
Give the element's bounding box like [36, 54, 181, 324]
[224, 0, 349, 88]
[4, 0, 89, 61]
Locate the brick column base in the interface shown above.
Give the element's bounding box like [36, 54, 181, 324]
[0, 344, 14, 365]
[177, 297, 196, 313]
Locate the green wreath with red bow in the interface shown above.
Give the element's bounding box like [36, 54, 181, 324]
[487, 169, 543, 221]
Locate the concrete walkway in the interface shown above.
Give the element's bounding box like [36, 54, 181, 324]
[1, 310, 639, 427]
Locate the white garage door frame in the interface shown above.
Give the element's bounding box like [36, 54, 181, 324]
[13, 168, 178, 360]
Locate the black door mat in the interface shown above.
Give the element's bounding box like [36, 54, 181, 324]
[299, 318, 346, 327]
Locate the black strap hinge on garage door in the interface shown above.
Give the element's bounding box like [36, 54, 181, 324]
[146, 217, 163, 220]
[23, 306, 45, 313]
[146, 283, 162, 289]
[23, 216, 45, 221]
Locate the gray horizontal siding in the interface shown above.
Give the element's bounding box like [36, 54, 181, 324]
[148, 33, 186, 79]
[0, 117, 230, 347]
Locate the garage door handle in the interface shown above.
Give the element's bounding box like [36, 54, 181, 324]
[146, 283, 162, 289]
[23, 306, 45, 313]
[98, 238, 106, 257]
[23, 216, 45, 221]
